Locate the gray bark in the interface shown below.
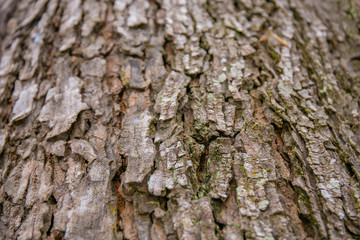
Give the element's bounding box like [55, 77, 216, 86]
[0, 0, 360, 239]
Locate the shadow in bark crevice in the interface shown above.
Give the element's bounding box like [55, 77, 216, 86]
[111, 169, 126, 233]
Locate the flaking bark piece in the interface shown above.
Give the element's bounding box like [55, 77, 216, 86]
[81, 0, 107, 37]
[0, 129, 7, 155]
[70, 139, 97, 163]
[80, 57, 106, 78]
[17, 0, 49, 29]
[208, 138, 234, 199]
[127, 0, 149, 27]
[10, 83, 38, 123]
[155, 71, 190, 121]
[46, 140, 66, 157]
[38, 77, 88, 139]
[119, 110, 156, 186]
[121, 57, 150, 90]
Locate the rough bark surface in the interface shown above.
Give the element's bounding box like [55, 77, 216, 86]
[1, 0, 360, 239]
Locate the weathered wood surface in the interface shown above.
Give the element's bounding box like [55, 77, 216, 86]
[0, 0, 360, 239]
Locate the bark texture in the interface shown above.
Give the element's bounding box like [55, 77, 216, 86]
[0, 0, 360, 239]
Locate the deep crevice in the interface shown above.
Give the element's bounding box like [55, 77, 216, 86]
[46, 213, 55, 237]
[111, 170, 126, 232]
[298, 213, 317, 239]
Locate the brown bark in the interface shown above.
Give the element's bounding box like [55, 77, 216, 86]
[0, 0, 360, 239]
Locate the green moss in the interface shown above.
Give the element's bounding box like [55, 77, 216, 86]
[191, 121, 212, 142]
[347, 0, 360, 19]
[211, 145, 222, 163]
[207, 93, 217, 101]
[197, 190, 205, 198]
[301, 213, 318, 227]
[191, 218, 201, 225]
[119, 69, 129, 86]
[196, 180, 212, 199]
[149, 201, 160, 208]
[211, 199, 221, 213]
[269, 49, 280, 62]
[295, 187, 317, 227]
[108, 205, 117, 216]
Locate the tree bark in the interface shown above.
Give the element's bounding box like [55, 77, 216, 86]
[0, 0, 360, 239]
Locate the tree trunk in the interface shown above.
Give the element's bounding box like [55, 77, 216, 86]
[1, 0, 360, 239]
